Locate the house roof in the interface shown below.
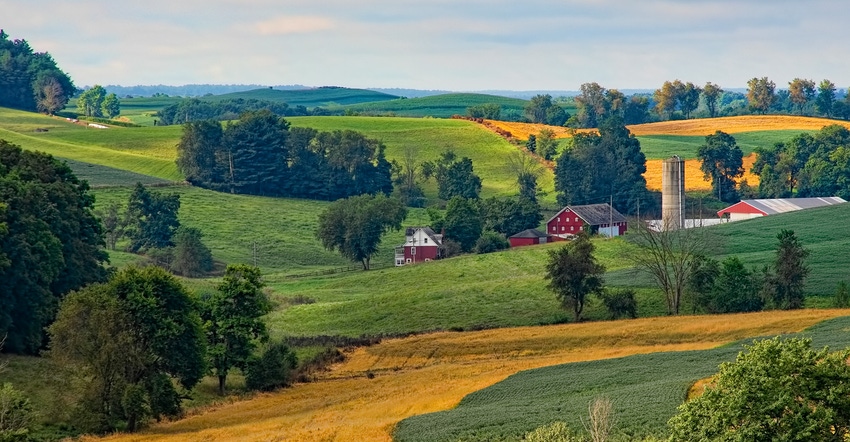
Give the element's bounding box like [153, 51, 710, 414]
[547, 203, 627, 226]
[509, 228, 550, 239]
[717, 197, 847, 217]
[402, 226, 443, 246]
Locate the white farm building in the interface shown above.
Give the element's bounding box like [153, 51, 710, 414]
[717, 197, 847, 222]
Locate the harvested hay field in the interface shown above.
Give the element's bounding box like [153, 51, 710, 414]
[644, 153, 759, 191]
[91, 310, 849, 442]
[627, 115, 850, 136]
[482, 120, 587, 140]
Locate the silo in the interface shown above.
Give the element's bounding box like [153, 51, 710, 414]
[662, 156, 685, 230]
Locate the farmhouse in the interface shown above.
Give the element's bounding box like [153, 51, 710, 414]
[717, 197, 847, 222]
[395, 227, 444, 266]
[547, 203, 627, 238]
[508, 228, 552, 247]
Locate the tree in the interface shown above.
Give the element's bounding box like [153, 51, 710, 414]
[689, 256, 763, 314]
[33, 73, 67, 115]
[316, 194, 407, 269]
[48, 266, 206, 433]
[769, 229, 809, 309]
[628, 222, 710, 315]
[507, 152, 544, 202]
[0, 30, 75, 112]
[622, 95, 650, 125]
[126, 183, 181, 253]
[0, 382, 35, 441]
[442, 197, 483, 253]
[221, 110, 290, 195]
[702, 82, 723, 118]
[654, 80, 681, 119]
[77, 85, 107, 117]
[423, 150, 482, 200]
[815, 79, 836, 117]
[834, 281, 850, 308]
[697, 131, 744, 202]
[524, 94, 567, 125]
[244, 341, 298, 392]
[575, 82, 608, 128]
[480, 196, 542, 238]
[788, 78, 816, 115]
[746, 77, 776, 114]
[678, 82, 701, 119]
[669, 337, 850, 441]
[526, 134, 536, 153]
[96, 202, 130, 250]
[537, 128, 558, 161]
[0, 139, 108, 354]
[545, 233, 605, 322]
[176, 119, 225, 186]
[474, 230, 509, 254]
[467, 103, 501, 120]
[170, 226, 214, 277]
[101, 92, 121, 119]
[201, 264, 270, 395]
[390, 146, 426, 207]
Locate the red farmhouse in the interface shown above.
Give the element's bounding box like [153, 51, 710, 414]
[395, 227, 444, 266]
[509, 228, 552, 247]
[546, 203, 627, 238]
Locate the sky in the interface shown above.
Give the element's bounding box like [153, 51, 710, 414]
[3, 0, 849, 91]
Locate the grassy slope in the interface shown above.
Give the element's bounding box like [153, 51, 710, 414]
[344, 93, 530, 118]
[394, 315, 850, 441]
[204, 87, 399, 107]
[636, 130, 816, 159]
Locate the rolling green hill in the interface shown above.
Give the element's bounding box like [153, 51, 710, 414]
[343, 93, 530, 118]
[203, 86, 399, 107]
[637, 129, 817, 159]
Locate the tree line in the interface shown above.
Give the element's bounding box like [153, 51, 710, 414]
[158, 97, 325, 125]
[176, 110, 392, 200]
[0, 30, 75, 115]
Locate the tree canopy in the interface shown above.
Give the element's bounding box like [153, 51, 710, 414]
[0, 30, 75, 112]
[126, 182, 181, 253]
[0, 139, 108, 354]
[422, 150, 482, 201]
[697, 131, 744, 203]
[545, 232, 605, 322]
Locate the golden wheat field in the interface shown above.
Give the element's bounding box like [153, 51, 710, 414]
[644, 153, 760, 192]
[91, 310, 849, 442]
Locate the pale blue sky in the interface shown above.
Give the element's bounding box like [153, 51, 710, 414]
[3, 0, 847, 91]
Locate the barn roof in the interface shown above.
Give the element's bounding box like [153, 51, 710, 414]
[547, 203, 627, 226]
[509, 228, 550, 239]
[717, 197, 847, 217]
[402, 226, 443, 245]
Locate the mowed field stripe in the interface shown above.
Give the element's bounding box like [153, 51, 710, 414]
[89, 309, 849, 442]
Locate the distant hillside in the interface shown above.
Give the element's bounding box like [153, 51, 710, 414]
[200, 87, 399, 107]
[104, 84, 308, 97]
[344, 93, 529, 118]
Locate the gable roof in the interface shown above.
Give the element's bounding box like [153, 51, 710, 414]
[403, 226, 443, 246]
[717, 197, 847, 217]
[509, 228, 550, 239]
[547, 203, 627, 226]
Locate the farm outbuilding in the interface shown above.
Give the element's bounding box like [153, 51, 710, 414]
[508, 229, 552, 247]
[546, 203, 627, 238]
[395, 227, 444, 266]
[717, 197, 847, 222]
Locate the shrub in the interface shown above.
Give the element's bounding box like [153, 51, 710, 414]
[525, 421, 584, 442]
[244, 341, 298, 392]
[474, 230, 509, 254]
[170, 227, 213, 277]
[834, 281, 850, 308]
[600, 289, 638, 319]
[0, 383, 35, 441]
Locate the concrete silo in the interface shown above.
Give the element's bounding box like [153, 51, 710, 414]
[662, 155, 685, 230]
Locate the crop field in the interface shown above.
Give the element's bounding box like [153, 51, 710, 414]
[644, 153, 759, 191]
[205, 87, 400, 107]
[343, 93, 530, 118]
[627, 115, 850, 136]
[87, 310, 850, 442]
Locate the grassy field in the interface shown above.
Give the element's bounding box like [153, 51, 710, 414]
[205, 87, 400, 107]
[108, 96, 185, 125]
[84, 310, 850, 442]
[343, 93, 530, 118]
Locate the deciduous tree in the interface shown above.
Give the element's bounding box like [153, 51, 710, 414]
[788, 78, 816, 115]
[442, 197, 482, 253]
[815, 79, 836, 117]
[545, 232, 605, 322]
[126, 183, 181, 253]
[746, 77, 776, 114]
[697, 131, 744, 202]
[678, 82, 701, 119]
[77, 85, 107, 117]
[423, 150, 482, 200]
[702, 82, 723, 118]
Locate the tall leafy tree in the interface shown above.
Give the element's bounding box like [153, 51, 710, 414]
[654, 80, 681, 119]
[746, 77, 776, 114]
[574, 82, 608, 128]
[76, 85, 107, 117]
[524, 94, 567, 125]
[443, 197, 483, 253]
[768, 229, 809, 309]
[423, 150, 482, 201]
[697, 131, 744, 202]
[702, 82, 723, 118]
[0, 139, 108, 354]
[788, 78, 816, 115]
[678, 82, 701, 119]
[545, 232, 605, 322]
[170, 226, 214, 277]
[815, 79, 836, 117]
[126, 183, 181, 253]
[316, 194, 407, 269]
[0, 30, 75, 111]
[48, 266, 206, 433]
[201, 264, 270, 395]
[480, 196, 542, 238]
[101, 92, 121, 118]
[622, 95, 650, 124]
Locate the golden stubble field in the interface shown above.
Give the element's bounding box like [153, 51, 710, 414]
[484, 115, 850, 192]
[92, 310, 849, 442]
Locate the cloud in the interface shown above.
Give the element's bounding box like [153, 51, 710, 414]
[252, 16, 335, 35]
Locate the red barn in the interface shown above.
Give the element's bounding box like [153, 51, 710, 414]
[509, 228, 551, 247]
[546, 204, 627, 238]
[717, 197, 846, 222]
[395, 227, 444, 266]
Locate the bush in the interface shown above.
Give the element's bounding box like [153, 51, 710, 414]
[600, 289, 638, 319]
[244, 341, 298, 392]
[441, 239, 463, 258]
[525, 421, 584, 442]
[170, 227, 213, 277]
[474, 230, 509, 254]
[0, 383, 35, 441]
[834, 281, 850, 308]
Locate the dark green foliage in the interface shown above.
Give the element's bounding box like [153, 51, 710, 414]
[442, 197, 483, 253]
[554, 118, 652, 215]
[126, 183, 181, 253]
[175, 112, 392, 200]
[524, 94, 568, 126]
[697, 131, 743, 203]
[536, 129, 558, 161]
[0, 383, 35, 441]
[669, 337, 850, 441]
[158, 98, 308, 126]
[76, 85, 106, 117]
[424, 150, 482, 201]
[0, 139, 108, 354]
[526, 134, 536, 153]
[201, 264, 270, 395]
[48, 266, 206, 433]
[473, 230, 509, 254]
[0, 30, 75, 112]
[746, 77, 776, 114]
[834, 281, 850, 308]
[170, 226, 214, 277]
[479, 197, 542, 238]
[689, 256, 763, 314]
[244, 341, 298, 392]
[769, 229, 809, 309]
[600, 289, 638, 319]
[815, 79, 836, 118]
[316, 194, 407, 269]
[545, 233, 605, 322]
[96, 202, 130, 250]
[466, 103, 501, 120]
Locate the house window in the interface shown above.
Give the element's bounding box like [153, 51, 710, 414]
[561, 226, 565, 231]
[570, 226, 574, 231]
[411, 247, 416, 255]
[424, 238, 428, 244]
[575, 217, 579, 222]
[557, 217, 560, 222]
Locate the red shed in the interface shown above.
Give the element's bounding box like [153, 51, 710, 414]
[546, 203, 627, 238]
[509, 228, 551, 247]
[395, 227, 444, 266]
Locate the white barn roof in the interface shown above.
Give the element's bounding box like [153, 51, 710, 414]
[718, 197, 847, 216]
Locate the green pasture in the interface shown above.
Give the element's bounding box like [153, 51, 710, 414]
[343, 93, 530, 118]
[204, 87, 399, 107]
[636, 130, 816, 159]
[393, 315, 850, 441]
[288, 116, 556, 204]
[115, 96, 184, 125]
